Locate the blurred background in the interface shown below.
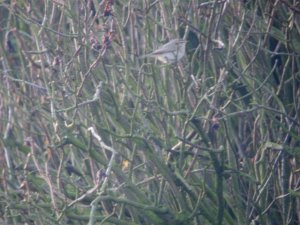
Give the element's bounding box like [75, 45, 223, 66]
[0, 0, 300, 224]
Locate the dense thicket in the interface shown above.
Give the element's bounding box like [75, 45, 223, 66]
[0, 1, 299, 224]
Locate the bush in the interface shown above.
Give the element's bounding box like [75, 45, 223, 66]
[0, 1, 299, 224]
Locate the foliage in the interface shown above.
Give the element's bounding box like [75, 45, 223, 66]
[0, 0, 300, 224]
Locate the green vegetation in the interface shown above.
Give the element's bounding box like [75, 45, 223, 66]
[0, 0, 299, 224]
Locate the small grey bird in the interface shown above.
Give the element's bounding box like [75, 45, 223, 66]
[140, 39, 187, 64]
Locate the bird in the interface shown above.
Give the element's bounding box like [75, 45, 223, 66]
[140, 39, 187, 64]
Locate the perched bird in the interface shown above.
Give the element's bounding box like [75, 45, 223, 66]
[140, 39, 187, 64]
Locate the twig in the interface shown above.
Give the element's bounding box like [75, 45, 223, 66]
[4, 75, 48, 92]
[88, 127, 117, 225]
